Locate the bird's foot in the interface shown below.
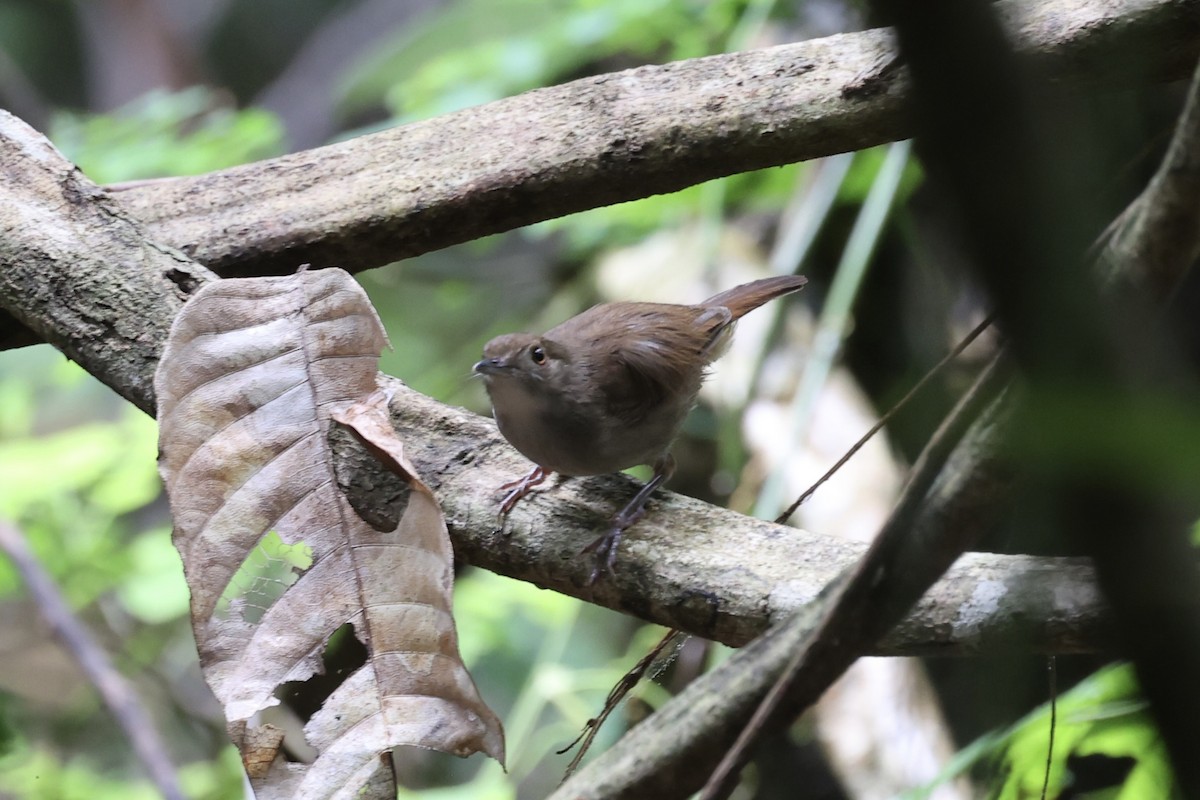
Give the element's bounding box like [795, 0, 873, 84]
[581, 528, 621, 585]
[494, 466, 548, 529]
[581, 506, 646, 584]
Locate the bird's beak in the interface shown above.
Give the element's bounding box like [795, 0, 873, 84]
[472, 357, 508, 377]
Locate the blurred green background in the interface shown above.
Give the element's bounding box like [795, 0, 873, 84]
[0, 0, 1185, 797]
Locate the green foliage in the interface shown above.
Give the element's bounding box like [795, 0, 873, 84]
[448, 569, 676, 794]
[993, 664, 1174, 798]
[905, 663, 1176, 799]
[840, 145, 925, 204]
[0, 347, 245, 796]
[530, 163, 807, 256]
[49, 87, 285, 183]
[0, 742, 245, 800]
[116, 527, 190, 625]
[217, 531, 314, 624]
[0, 357, 161, 607]
[341, 0, 753, 123]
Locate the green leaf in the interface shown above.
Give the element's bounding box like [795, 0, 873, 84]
[0, 424, 133, 517]
[86, 413, 161, 516]
[117, 529, 190, 624]
[994, 663, 1175, 798]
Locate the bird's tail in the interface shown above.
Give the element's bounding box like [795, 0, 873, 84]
[702, 275, 808, 320]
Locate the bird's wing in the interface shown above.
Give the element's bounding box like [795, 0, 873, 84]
[590, 303, 730, 424]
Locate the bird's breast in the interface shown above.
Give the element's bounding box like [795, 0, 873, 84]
[486, 379, 677, 476]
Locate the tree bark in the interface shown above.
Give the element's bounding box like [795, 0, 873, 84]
[110, 0, 1198, 278]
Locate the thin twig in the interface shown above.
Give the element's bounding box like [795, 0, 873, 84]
[775, 313, 996, 524]
[559, 628, 685, 781]
[0, 520, 186, 800]
[1040, 656, 1058, 800]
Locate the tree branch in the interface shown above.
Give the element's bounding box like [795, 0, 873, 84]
[110, 0, 1197, 279]
[0, 110, 1111, 657]
[0, 113, 213, 411]
[377, 374, 1110, 654]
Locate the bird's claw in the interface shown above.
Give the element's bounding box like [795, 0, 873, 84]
[582, 527, 622, 585]
[494, 466, 548, 530]
[581, 497, 652, 583]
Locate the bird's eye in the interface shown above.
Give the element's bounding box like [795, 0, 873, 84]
[530, 346, 547, 365]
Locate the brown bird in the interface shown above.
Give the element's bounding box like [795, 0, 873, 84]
[474, 275, 807, 581]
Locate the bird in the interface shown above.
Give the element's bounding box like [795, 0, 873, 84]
[473, 274, 807, 581]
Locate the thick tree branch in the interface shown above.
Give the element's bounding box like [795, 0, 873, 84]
[0, 114, 212, 411]
[110, 0, 1196, 279]
[376, 374, 1109, 654]
[0, 111, 1109, 656]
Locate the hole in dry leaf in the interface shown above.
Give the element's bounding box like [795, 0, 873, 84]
[329, 424, 411, 531]
[215, 531, 314, 623]
[274, 623, 368, 735]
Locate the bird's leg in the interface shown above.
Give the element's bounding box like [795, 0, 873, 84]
[583, 453, 676, 584]
[496, 465, 549, 523]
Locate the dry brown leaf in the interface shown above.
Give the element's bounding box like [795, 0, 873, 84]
[154, 268, 503, 799]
